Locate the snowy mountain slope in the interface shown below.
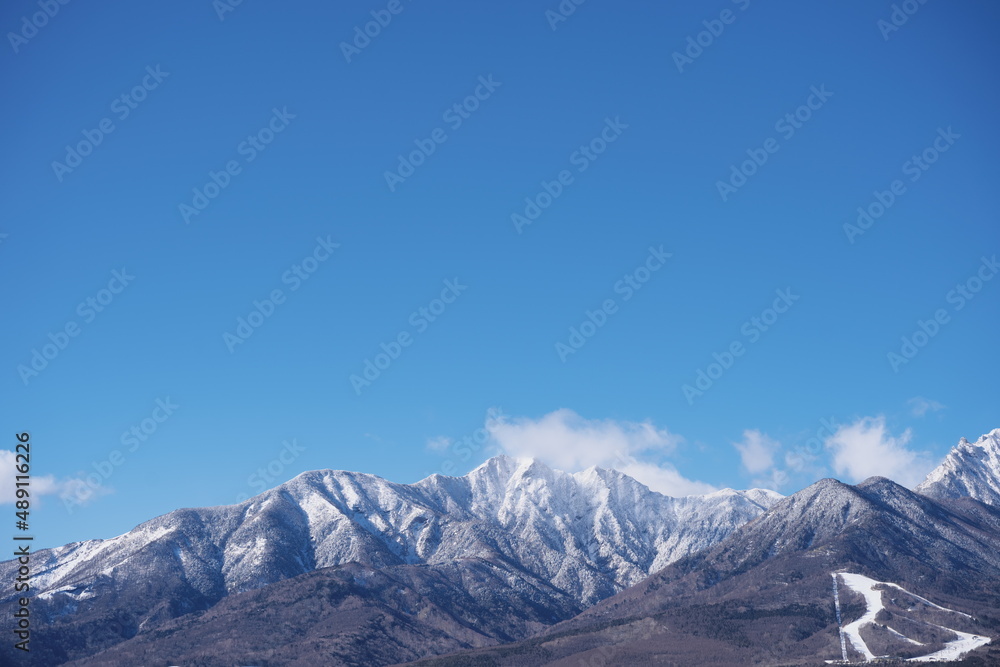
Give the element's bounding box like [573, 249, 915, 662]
[62, 559, 587, 667]
[0, 455, 780, 665]
[916, 428, 1000, 506]
[405, 472, 1000, 666]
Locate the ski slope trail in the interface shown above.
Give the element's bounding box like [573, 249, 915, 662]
[832, 572, 991, 663]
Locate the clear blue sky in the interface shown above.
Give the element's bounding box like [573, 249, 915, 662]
[1, 0, 997, 549]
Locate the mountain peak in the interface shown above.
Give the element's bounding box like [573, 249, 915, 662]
[858, 475, 893, 484]
[809, 476, 854, 492]
[857, 475, 910, 493]
[469, 453, 540, 474]
[915, 428, 1000, 505]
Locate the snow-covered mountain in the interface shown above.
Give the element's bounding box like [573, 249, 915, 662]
[1, 456, 781, 665]
[916, 428, 1000, 505]
[20, 456, 779, 607]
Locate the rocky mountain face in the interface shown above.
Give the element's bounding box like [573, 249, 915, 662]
[917, 428, 1000, 506]
[0, 455, 779, 666]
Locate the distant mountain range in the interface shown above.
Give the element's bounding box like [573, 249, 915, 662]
[3, 428, 998, 666]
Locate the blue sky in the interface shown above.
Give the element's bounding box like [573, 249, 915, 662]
[1, 0, 998, 549]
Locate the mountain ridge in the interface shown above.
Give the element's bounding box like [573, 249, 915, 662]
[0, 455, 781, 666]
[917, 428, 1000, 506]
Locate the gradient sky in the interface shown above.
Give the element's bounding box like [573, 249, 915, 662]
[1, 0, 998, 550]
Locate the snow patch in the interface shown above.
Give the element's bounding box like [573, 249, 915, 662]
[833, 571, 990, 663]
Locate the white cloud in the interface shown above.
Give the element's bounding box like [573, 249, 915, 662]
[616, 459, 717, 496]
[484, 408, 715, 496]
[425, 436, 453, 453]
[907, 397, 946, 418]
[824, 416, 933, 488]
[732, 430, 781, 474]
[0, 450, 108, 507]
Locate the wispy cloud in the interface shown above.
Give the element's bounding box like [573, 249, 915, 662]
[907, 396, 946, 418]
[484, 408, 715, 496]
[0, 450, 108, 506]
[425, 436, 453, 453]
[824, 416, 933, 488]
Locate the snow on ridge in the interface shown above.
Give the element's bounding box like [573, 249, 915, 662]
[5, 454, 784, 609]
[916, 428, 1000, 505]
